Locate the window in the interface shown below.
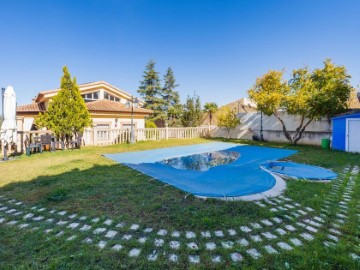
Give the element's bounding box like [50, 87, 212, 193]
[81, 91, 100, 102]
[104, 91, 121, 102]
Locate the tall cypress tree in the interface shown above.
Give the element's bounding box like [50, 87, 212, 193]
[138, 60, 165, 121]
[35, 66, 92, 142]
[162, 67, 182, 126]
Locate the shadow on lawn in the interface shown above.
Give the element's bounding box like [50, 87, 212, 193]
[0, 162, 265, 230]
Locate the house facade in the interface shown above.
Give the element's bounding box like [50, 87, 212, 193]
[16, 81, 152, 132]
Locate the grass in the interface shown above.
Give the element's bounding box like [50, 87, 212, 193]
[0, 138, 359, 269]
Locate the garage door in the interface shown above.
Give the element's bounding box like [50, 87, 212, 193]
[347, 118, 360, 153]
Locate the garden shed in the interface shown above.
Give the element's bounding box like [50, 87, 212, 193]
[332, 112, 360, 153]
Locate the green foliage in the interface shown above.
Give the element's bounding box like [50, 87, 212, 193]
[138, 60, 166, 122]
[216, 107, 240, 138]
[162, 67, 182, 126]
[204, 102, 218, 125]
[181, 94, 203, 127]
[248, 59, 353, 145]
[145, 120, 157, 128]
[35, 66, 92, 142]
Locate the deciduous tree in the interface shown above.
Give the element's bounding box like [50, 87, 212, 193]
[216, 107, 240, 138]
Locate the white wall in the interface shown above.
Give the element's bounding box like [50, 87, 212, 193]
[211, 112, 331, 145]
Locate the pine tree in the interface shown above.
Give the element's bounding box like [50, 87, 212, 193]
[181, 94, 203, 127]
[35, 66, 92, 143]
[162, 67, 182, 126]
[138, 60, 165, 122]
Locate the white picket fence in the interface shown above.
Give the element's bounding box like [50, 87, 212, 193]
[83, 126, 212, 146]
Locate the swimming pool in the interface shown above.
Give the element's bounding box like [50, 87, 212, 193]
[104, 142, 297, 198]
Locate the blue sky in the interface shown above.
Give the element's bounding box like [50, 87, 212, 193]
[1, 0, 359, 107]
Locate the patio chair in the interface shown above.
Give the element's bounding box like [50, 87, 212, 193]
[25, 136, 42, 156]
[40, 134, 52, 151]
[71, 134, 83, 149]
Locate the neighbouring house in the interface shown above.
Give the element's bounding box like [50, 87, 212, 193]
[16, 81, 152, 132]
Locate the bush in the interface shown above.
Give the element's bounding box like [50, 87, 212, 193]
[145, 120, 157, 128]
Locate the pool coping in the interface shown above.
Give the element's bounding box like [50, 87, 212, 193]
[196, 168, 286, 201]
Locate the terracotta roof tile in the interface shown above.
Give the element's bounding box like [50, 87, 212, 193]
[17, 103, 46, 113]
[86, 99, 152, 114]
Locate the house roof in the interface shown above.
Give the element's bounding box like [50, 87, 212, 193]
[34, 80, 144, 104]
[86, 100, 152, 114]
[17, 103, 46, 113]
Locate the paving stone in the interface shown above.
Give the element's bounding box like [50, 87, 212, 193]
[157, 229, 167, 236]
[290, 238, 303, 246]
[93, 228, 106, 234]
[169, 254, 178, 262]
[285, 224, 296, 232]
[264, 245, 278, 254]
[275, 228, 287, 235]
[171, 231, 180, 237]
[240, 226, 252, 233]
[305, 226, 318, 233]
[15, 202, 23, 206]
[154, 239, 164, 247]
[221, 241, 234, 249]
[13, 211, 23, 216]
[112, 244, 123, 251]
[83, 237, 93, 244]
[214, 230, 224, 237]
[284, 204, 295, 209]
[277, 242, 293, 250]
[7, 220, 18, 226]
[270, 208, 278, 212]
[305, 207, 314, 212]
[148, 252, 158, 261]
[79, 216, 87, 221]
[298, 210, 307, 215]
[30, 206, 37, 210]
[122, 234, 132, 240]
[300, 232, 314, 241]
[237, 238, 249, 247]
[143, 227, 153, 233]
[189, 255, 200, 264]
[130, 224, 139, 230]
[19, 223, 29, 228]
[283, 215, 293, 220]
[296, 222, 306, 228]
[91, 217, 100, 223]
[328, 234, 339, 242]
[105, 230, 118, 238]
[138, 237, 147, 244]
[23, 213, 34, 219]
[58, 211, 67, 216]
[228, 229, 237, 236]
[67, 235, 77, 241]
[115, 222, 125, 228]
[103, 219, 112, 226]
[272, 217, 282, 224]
[255, 202, 266, 207]
[323, 241, 336, 247]
[129, 248, 141, 257]
[44, 229, 53, 234]
[212, 255, 222, 263]
[336, 219, 345, 224]
[55, 231, 64, 237]
[5, 209, 16, 214]
[187, 242, 198, 250]
[45, 218, 54, 223]
[170, 241, 180, 249]
[333, 223, 341, 229]
[68, 214, 77, 219]
[49, 210, 56, 214]
[186, 231, 196, 238]
[261, 219, 273, 226]
[291, 212, 301, 218]
[80, 225, 91, 231]
[57, 220, 68, 226]
[67, 223, 80, 229]
[329, 228, 341, 235]
[230, 252, 243, 262]
[0, 218, 5, 223]
[314, 216, 325, 223]
[250, 235, 262, 242]
[33, 216, 44, 221]
[262, 232, 277, 239]
[350, 253, 360, 260]
[205, 242, 216, 250]
[247, 248, 261, 259]
[250, 223, 262, 229]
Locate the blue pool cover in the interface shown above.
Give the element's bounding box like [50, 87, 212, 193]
[105, 142, 298, 198]
[262, 161, 337, 180]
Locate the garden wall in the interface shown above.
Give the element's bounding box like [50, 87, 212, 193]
[210, 112, 331, 145]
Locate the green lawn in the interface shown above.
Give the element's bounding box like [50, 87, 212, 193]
[0, 138, 359, 269]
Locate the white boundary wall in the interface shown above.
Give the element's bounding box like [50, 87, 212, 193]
[211, 112, 331, 145]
